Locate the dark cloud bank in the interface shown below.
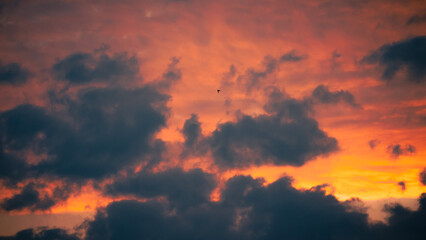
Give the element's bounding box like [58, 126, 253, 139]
[0, 51, 170, 211]
[3, 172, 426, 240]
[362, 36, 426, 83]
[0, 62, 30, 85]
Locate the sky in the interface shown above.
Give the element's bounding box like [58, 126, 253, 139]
[0, 0, 426, 239]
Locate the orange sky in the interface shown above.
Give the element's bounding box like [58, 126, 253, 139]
[0, 0, 426, 236]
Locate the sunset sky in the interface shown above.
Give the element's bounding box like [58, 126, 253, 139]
[0, 0, 426, 239]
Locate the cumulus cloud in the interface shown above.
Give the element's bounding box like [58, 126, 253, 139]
[85, 175, 371, 240]
[381, 194, 426, 239]
[207, 88, 338, 169]
[0, 62, 30, 85]
[237, 50, 306, 92]
[180, 114, 208, 158]
[0, 50, 171, 210]
[182, 114, 203, 148]
[0, 86, 168, 183]
[1, 184, 40, 211]
[397, 181, 406, 191]
[406, 14, 426, 25]
[153, 57, 182, 90]
[420, 168, 426, 185]
[311, 85, 361, 108]
[82, 173, 426, 240]
[1, 182, 78, 212]
[2, 171, 426, 239]
[369, 139, 379, 149]
[387, 144, 416, 158]
[51, 52, 139, 85]
[0, 228, 79, 240]
[104, 168, 216, 209]
[362, 36, 426, 83]
[279, 50, 307, 62]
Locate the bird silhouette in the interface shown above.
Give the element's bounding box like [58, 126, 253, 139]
[217, 89, 221, 93]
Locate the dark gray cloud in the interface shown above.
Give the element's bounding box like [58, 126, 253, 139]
[0, 86, 168, 183]
[362, 36, 426, 83]
[1, 184, 40, 211]
[51, 52, 139, 85]
[237, 50, 306, 92]
[153, 57, 181, 90]
[0, 62, 30, 85]
[279, 50, 307, 62]
[3, 172, 426, 239]
[220, 65, 237, 90]
[83, 172, 426, 240]
[237, 56, 278, 93]
[207, 88, 338, 169]
[369, 139, 379, 149]
[0, 49, 175, 217]
[1, 182, 78, 212]
[0, 49, 171, 209]
[380, 194, 426, 239]
[182, 114, 202, 148]
[0, 228, 79, 240]
[311, 85, 361, 108]
[180, 114, 207, 158]
[104, 168, 216, 209]
[397, 181, 406, 191]
[387, 144, 416, 158]
[84, 198, 237, 240]
[420, 168, 426, 185]
[87, 175, 371, 240]
[224, 176, 371, 239]
[406, 14, 426, 25]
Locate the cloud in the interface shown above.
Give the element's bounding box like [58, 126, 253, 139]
[182, 114, 202, 148]
[220, 65, 237, 90]
[153, 57, 182, 90]
[311, 85, 361, 108]
[387, 144, 416, 158]
[207, 88, 338, 169]
[1, 182, 78, 212]
[83, 172, 426, 240]
[180, 114, 207, 158]
[86, 175, 371, 240]
[420, 168, 426, 185]
[0, 62, 30, 85]
[381, 194, 426, 239]
[237, 56, 278, 93]
[0, 49, 173, 209]
[0, 86, 168, 184]
[1, 184, 40, 211]
[406, 14, 426, 25]
[3, 171, 426, 239]
[0, 228, 79, 240]
[369, 139, 379, 149]
[104, 168, 216, 209]
[237, 50, 306, 92]
[361, 36, 426, 83]
[397, 181, 406, 191]
[279, 50, 307, 62]
[51, 52, 139, 85]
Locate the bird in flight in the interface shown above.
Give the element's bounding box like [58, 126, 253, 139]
[217, 89, 221, 93]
